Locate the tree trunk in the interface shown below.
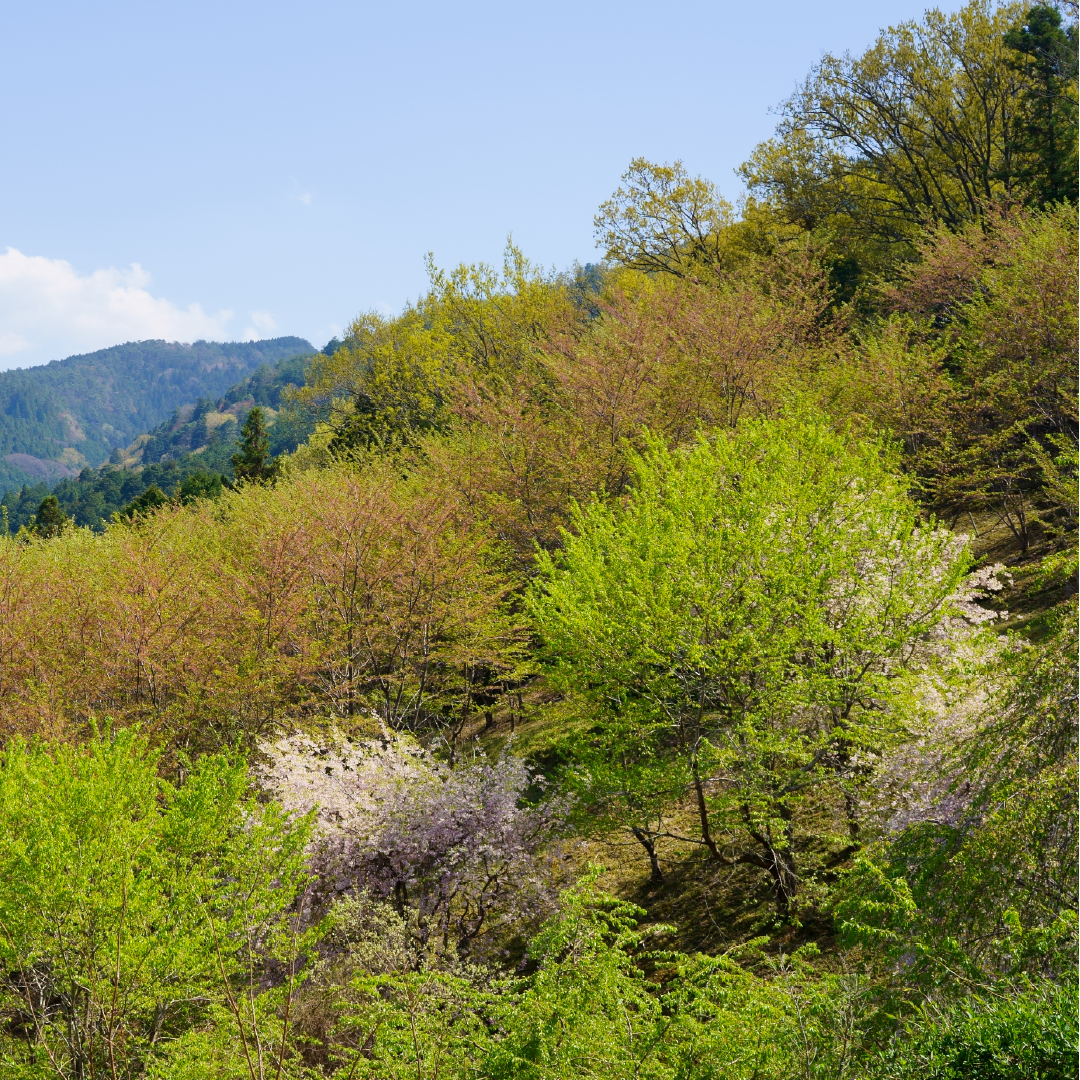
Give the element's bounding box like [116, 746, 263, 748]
[767, 805, 798, 914]
[630, 826, 664, 884]
[692, 762, 722, 861]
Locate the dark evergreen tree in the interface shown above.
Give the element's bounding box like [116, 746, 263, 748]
[122, 485, 169, 519]
[32, 495, 69, 538]
[231, 407, 281, 485]
[177, 471, 224, 505]
[1004, 5, 1079, 205]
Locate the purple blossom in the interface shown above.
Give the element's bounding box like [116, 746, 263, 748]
[257, 731, 568, 959]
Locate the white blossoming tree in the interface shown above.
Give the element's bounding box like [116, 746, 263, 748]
[257, 731, 567, 962]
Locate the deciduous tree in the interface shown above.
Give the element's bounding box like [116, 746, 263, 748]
[741, 1, 1040, 252]
[0, 728, 313, 1079]
[530, 415, 970, 913]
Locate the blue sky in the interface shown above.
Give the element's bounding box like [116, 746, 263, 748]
[0, 0, 963, 369]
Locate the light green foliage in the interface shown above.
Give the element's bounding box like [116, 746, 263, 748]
[421, 878, 1073, 1079]
[298, 307, 452, 456]
[295, 243, 576, 461]
[314, 876, 887, 1079]
[594, 158, 738, 277]
[485, 881, 868, 1079]
[530, 414, 969, 910]
[0, 727, 313, 1079]
[423, 242, 570, 389]
[838, 600, 1078, 988]
[287, 894, 501, 1079]
[487, 879, 674, 1078]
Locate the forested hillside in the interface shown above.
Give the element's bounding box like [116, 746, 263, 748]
[0, 349, 318, 531]
[0, 335, 311, 492]
[0, 3, 1075, 1078]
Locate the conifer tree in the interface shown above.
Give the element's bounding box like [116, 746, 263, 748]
[231, 406, 281, 484]
[122, 485, 169, 520]
[1004, 4, 1079, 206]
[32, 495, 68, 538]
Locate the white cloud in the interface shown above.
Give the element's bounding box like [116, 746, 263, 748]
[0, 248, 234, 369]
[243, 310, 278, 341]
[289, 179, 312, 207]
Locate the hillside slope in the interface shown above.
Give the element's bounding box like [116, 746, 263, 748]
[0, 336, 312, 492]
[1, 350, 317, 531]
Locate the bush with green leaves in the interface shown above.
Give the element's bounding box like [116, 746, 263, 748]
[870, 983, 1079, 1080]
[0, 728, 313, 1080]
[310, 875, 885, 1079]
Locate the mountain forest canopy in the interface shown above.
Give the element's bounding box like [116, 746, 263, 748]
[0, 2, 1075, 1077]
[0, 348, 316, 532]
[0, 336, 311, 494]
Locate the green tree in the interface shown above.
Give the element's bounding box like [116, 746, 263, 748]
[123, 483, 170, 519]
[0, 728, 314, 1079]
[177, 470, 224, 505]
[31, 494, 69, 538]
[232, 406, 281, 484]
[888, 203, 1078, 552]
[316, 309, 450, 457]
[322, 875, 881, 1079]
[594, 158, 737, 277]
[870, 984, 1079, 1080]
[530, 415, 969, 913]
[1003, 3, 1080, 205]
[293, 242, 576, 464]
[740, 1, 1033, 256]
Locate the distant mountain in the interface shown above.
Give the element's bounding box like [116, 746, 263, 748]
[0, 337, 312, 493]
[114, 352, 314, 470]
[1, 351, 317, 532]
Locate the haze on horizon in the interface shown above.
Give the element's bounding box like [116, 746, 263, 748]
[1, 0, 966, 371]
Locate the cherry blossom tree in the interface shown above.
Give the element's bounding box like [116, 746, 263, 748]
[257, 731, 568, 961]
